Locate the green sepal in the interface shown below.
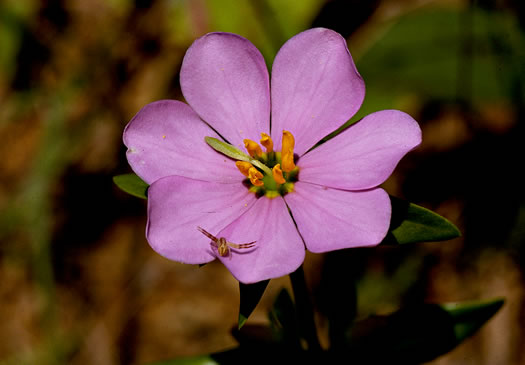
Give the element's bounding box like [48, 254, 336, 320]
[113, 173, 149, 199]
[205, 137, 251, 162]
[381, 196, 461, 244]
[238, 280, 269, 329]
[343, 298, 504, 363]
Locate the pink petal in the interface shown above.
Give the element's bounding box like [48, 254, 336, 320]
[215, 197, 305, 284]
[284, 182, 391, 253]
[124, 100, 241, 185]
[298, 110, 422, 190]
[180, 32, 270, 148]
[270, 28, 365, 156]
[146, 176, 256, 264]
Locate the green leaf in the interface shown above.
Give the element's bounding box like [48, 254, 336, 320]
[381, 196, 461, 245]
[269, 289, 300, 346]
[238, 280, 269, 329]
[113, 173, 149, 199]
[343, 298, 504, 363]
[441, 297, 505, 342]
[205, 137, 251, 162]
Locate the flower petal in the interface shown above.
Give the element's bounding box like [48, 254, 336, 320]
[270, 28, 365, 156]
[284, 182, 390, 253]
[299, 110, 422, 190]
[180, 32, 270, 148]
[216, 197, 305, 284]
[124, 100, 241, 184]
[146, 176, 256, 264]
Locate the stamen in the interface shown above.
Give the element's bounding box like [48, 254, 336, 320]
[260, 133, 273, 153]
[235, 161, 253, 177]
[281, 130, 296, 172]
[248, 167, 264, 186]
[272, 164, 285, 184]
[243, 139, 263, 158]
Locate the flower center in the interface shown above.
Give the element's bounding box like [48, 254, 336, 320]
[236, 131, 298, 198]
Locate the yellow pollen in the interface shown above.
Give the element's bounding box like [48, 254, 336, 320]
[243, 139, 262, 158]
[281, 130, 296, 172]
[260, 133, 273, 153]
[272, 164, 285, 184]
[235, 161, 253, 177]
[248, 167, 264, 186]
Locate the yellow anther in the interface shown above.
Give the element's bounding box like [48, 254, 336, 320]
[281, 130, 296, 172]
[260, 133, 273, 153]
[235, 161, 253, 177]
[243, 139, 263, 158]
[248, 167, 264, 187]
[272, 164, 285, 184]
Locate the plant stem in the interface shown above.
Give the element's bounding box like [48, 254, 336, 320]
[289, 265, 322, 352]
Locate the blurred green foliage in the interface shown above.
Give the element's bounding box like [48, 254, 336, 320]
[355, 6, 525, 119]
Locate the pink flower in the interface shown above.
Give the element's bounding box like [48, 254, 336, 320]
[123, 28, 421, 284]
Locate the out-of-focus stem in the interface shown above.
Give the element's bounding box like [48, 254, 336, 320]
[289, 265, 322, 353]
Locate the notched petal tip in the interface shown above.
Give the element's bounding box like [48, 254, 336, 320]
[122, 100, 241, 184]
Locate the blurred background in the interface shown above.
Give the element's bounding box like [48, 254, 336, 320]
[0, 0, 524, 364]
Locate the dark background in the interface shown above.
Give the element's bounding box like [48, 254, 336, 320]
[0, 0, 524, 364]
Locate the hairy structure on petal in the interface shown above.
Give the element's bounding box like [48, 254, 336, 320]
[197, 226, 256, 257]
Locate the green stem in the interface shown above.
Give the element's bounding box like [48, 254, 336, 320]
[289, 265, 322, 353]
